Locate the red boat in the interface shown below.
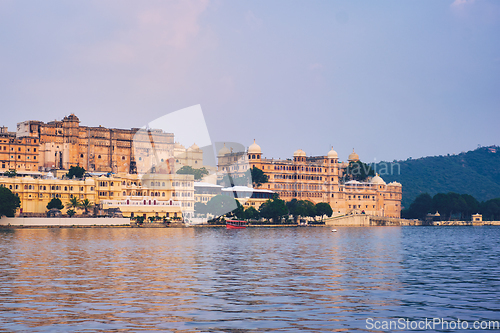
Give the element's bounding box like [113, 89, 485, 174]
[226, 220, 247, 229]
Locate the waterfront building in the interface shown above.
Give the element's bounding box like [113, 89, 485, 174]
[0, 172, 194, 219]
[194, 182, 274, 211]
[217, 141, 402, 218]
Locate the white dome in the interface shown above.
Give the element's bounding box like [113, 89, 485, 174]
[327, 147, 338, 159]
[293, 149, 306, 157]
[248, 139, 261, 154]
[218, 143, 230, 156]
[371, 174, 386, 185]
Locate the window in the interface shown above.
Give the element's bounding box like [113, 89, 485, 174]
[34, 148, 36, 152]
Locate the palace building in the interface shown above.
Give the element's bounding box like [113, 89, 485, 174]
[10, 114, 174, 174]
[217, 140, 402, 218]
[0, 172, 194, 219]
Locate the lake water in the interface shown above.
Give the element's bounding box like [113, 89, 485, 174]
[0, 226, 499, 332]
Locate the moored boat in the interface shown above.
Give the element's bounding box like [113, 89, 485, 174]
[226, 220, 247, 229]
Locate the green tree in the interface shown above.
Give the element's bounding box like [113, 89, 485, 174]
[67, 197, 81, 212]
[302, 200, 317, 220]
[67, 209, 76, 217]
[286, 199, 302, 223]
[206, 195, 238, 217]
[0, 187, 21, 217]
[244, 206, 259, 220]
[80, 199, 93, 215]
[259, 196, 288, 223]
[315, 202, 333, 220]
[480, 198, 500, 221]
[47, 198, 64, 210]
[250, 166, 269, 188]
[194, 201, 208, 216]
[343, 161, 375, 182]
[405, 193, 433, 219]
[176, 166, 209, 180]
[4, 169, 17, 178]
[231, 200, 245, 220]
[66, 166, 86, 179]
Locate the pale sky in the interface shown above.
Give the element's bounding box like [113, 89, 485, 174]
[1, 0, 499, 163]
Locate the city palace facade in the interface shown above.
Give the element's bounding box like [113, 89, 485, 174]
[217, 140, 402, 218]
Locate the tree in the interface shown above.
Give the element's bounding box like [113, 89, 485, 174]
[67, 197, 81, 212]
[66, 166, 86, 179]
[343, 161, 375, 182]
[80, 199, 93, 215]
[315, 202, 333, 220]
[4, 169, 17, 178]
[405, 193, 433, 219]
[176, 166, 209, 180]
[302, 200, 317, 220]
[67, 209, 76, 217]
[0, 187, 21, 217]
[250, 166, 269, 188]
[259, 196, 288, 223]
[244, 206, 259, 220]
[231, 200, 245, 220]
[194, 202, 208, 216]
[47, 198, 64, 210]
[206, 195, 238, 218]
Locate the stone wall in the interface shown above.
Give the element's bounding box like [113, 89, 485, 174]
[0, 217, 130, 226]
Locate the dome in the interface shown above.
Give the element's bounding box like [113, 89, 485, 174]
[218, 143, 230, 156]
[371, 174, 386, 185]
[188, 143, 200, 151]
[293, 149, 306, 157]
[348, 149, 359, 162]
[327, 147, 338, 159]
[248, 139, 262, 154]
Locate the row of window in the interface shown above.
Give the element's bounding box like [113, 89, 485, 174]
[0, 147, 37, 152]
[0, 184, 92, 192]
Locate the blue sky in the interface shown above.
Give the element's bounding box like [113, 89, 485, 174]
[0, 0, 499, 162]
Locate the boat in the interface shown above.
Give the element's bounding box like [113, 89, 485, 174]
[226, 220, 247, 229]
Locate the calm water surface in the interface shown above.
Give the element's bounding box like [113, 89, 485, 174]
[0, 226, 499, 332]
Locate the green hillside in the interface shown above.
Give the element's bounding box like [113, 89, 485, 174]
[372, 146, 500, 208]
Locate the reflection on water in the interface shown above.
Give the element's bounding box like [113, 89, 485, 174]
[0, 227, 499, 332]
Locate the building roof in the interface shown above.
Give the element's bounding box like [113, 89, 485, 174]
[248, 139, 262, 154]
[218, 143, 230, 156]
[327, 147, 338, 159]
[194, 182, 223, 188]
[293, 149, 306, 157]
[348, 148, 359, 162]
[370, 174, 386, 185]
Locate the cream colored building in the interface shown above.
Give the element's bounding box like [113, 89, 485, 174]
[217, 141, 402, 218]
[0, 172, 195, 220]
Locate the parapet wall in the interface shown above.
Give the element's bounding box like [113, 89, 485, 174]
[325, 215, 420, 226]
[0, 217, 130, 226]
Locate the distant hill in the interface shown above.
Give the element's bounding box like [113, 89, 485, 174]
[372, 146, 500, 208]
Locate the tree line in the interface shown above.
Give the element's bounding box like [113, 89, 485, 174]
[403, 192, 500, 221]
[195, 195, 333, 224]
